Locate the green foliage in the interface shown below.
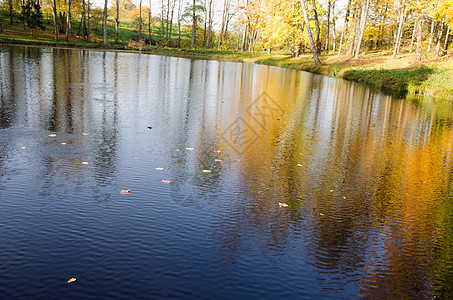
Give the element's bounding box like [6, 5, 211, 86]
[20, 0, 44, 30]
[343, 66, 435, 97]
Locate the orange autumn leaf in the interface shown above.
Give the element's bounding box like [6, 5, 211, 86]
[67, 278, 77, 283]
[120, 189, 131, 194]
[279, 202, 288, 207]
[213, 149, 222, 153]
[161, 180, 171, 184]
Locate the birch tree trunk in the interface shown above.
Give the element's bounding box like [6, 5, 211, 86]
[443, 26, 450, 53]
[392, 2, 405, 59]
[301, 0, 321, 64]
[325, 0, 331, 54]
[427, 20, 435, 52]
[338, 0, 352, 56]
[409, 19, 416, 53]
[354, 0, 370, 59]
[311, 0, 321, 53]
[416, 18, 423, 61]
[115, 0, 119, 43]
[435, 21, 444, 58]
[52, 0, 59, 41]
[103, 0, 108, 44]
[66, 0, 72, 42]
[191, 0, 196, 47]
[139, 0, 142, 40]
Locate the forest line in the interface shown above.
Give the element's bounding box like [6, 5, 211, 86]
[1, 0, 452, 98]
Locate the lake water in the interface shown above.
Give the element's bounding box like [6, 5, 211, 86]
[0, 45, 452, 299]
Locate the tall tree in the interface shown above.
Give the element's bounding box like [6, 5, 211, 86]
[103, 0, 108, 44]
[392, 0, 405, 58]
[354, 0, 370, 59]
[139, 0, 143, 40]
[301, 0, 321, 64]
[115, 0, 119, 42]
[149, 0, 152, 42]
[52, 0, 58, 41]
[325, 0, 331, 54]
[9, 0, 14, 24]
[310, 0, 321, 52]
[338, 0, 352, 56]
[66, 0, 72, 42]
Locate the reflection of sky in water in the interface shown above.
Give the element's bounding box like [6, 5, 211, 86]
[0, 45, 452, 299]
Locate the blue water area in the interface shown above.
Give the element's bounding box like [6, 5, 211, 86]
[0, 45, 452, 299]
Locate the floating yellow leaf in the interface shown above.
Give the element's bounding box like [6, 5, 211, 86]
[120, 189, 131, 194]
[202, 170, 211, 173]
[82, 162, 89, 165]
[176, 149, 180, 151]
[319, 213, 325, 216]
[213, 149, 222, 153]
[48, 134, 57, 137]
[329, 190, 334, 193]
[214, 159, 223, 162]
[185, 148, 194, 150]
[297, 164, 303, 167]
[343, 196, 346, 199]
[21, 147, 26, 149]
[61, 142, 67, 145]
[82, 133, 89, 136]
[279, 202, 288, 207]
[156, 168, 164, 170]
[67, 278, 77, 284]
[161, 180, 171, 184]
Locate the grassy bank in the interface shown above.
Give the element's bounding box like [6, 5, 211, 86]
[1, 20, 452, 100]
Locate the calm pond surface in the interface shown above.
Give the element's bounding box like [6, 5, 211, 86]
[0, 45, 452, 299]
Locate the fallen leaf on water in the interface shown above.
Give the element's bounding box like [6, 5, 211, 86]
[329, 190, 334, 193]
[297, 164, 303, 167]
[82, 162, 89, 165]
[185, 148, 194, 150]
[176, 149, 180, 151]
[319, 213, 325, 216]
[61, 142, 67, 145]
[215, 159, 223, 162]
[202, 170, 211, 173]
[147, 126, 154, 129]
[21, 147, 26, 149]
[120, 189, 131, 194]
[161, 180, 171, 184]
[277, 137, 284, 140]
[156, 168, 164, 170]
[214, 150, 222, 153]
[279, 202, 289, 208]
[343, 196, 346, 199]
[67, 278, 77, 284]
[48, 134, 57, 137]
[82, 133, 89, 136]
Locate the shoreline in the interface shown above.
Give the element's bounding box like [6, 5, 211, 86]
[1, 39, 452, 100]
